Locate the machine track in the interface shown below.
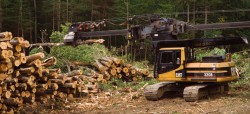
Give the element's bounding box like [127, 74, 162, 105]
[183, 84, 229, 102]
[183, 85, 208, 102]
[144, 82, 175, 101]
[144, 82, 229, 102]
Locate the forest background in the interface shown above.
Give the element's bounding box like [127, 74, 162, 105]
[1, 0, 250, 93]
[1, 0, 250, 44]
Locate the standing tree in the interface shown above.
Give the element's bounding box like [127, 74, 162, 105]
[0, 0, 2, 32]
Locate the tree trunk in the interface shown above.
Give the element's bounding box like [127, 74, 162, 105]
[204, 6, 208, 37]
[91, 0, 94, 21]
[57, 0, 61, 30]
[53, 1, 55, 31]
[0, 0, 2, 32]
[192, 1, 196, 38]
[187, 4, 190, 22]
[19, 0, 23, 37]
[34, 0, 37, 43]
[66, 0, 69, 22]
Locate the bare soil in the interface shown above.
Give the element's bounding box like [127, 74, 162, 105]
[22, 89, 250, 114]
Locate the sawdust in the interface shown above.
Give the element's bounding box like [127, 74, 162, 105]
[27, 89, 250, 114]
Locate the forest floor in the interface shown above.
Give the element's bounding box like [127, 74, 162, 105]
[21, 85, 250, 114]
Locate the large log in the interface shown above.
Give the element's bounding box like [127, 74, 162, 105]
[65, 70, 82, 77]
[9, 37, 24, 45]
[26, 52, 45, 63]
[14, 59, 22, 67]
[14, 45, 22, 52]
[108, 57, 124, 65]
[0, 42, 8, 50]
[42, 57, 57, 67]
[63, 82, 77, 88]
[93, 60, 108, 73]
[7, 50, 13, 58]
[0, 32, 12, 40]
[18, 67, 35, 74]
[18, 76, 32, 83]
[0, 50, 9, 59]
[48, 79, 65, 85]
[20, 40, 30, 48]
[99, 60, 112, 68]
[26, 59, 42, 67]
[6, 41, 13, 48]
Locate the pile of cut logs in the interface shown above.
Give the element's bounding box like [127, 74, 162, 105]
[0, 32, 151, 113]
[93, 57, 152, 82]
[0, 32, 98, 113]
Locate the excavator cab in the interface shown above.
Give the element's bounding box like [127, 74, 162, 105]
[157, 48, 186, 80]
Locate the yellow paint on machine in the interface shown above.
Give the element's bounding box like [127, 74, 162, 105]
[157, 47, 238, 82]
[186, 62, 235, 68]
[158, 47, 186, 81]
[158, 75, 238, 82]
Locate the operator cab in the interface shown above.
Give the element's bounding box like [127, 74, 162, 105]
[155, 47, 191, 79]
[159, 50, 181, 74]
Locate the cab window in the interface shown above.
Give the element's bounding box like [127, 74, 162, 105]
[161, 52, 173, 64]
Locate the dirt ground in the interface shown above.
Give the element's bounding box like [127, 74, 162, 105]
[23, 88, 250, 114]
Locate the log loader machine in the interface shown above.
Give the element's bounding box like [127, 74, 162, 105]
[64, 15, 250, 101]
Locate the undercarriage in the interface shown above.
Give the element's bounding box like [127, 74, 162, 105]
[144, 82, 229, 102]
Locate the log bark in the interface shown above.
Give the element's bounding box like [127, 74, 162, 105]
[0, 32, 12, 40]
[42, 57, 57, 67]
[25, 59, 41, 67]
[18, 67, 35, 74]
[26, 52, 45, 63]
[65, 70, 82, 77]
[9, 37, 24, 45]
[20, 40, 30, 48]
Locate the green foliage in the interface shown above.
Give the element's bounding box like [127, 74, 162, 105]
[210, 47, 226, 55]
[29, 47, 48, 56]
[50, 43, 110, 63]
[195, 47, 226, 61]
[204, 30, 222, 38]
[49, 23, 71, 43]
[230, 51, 250, 91]
[49, 23, 110, 72]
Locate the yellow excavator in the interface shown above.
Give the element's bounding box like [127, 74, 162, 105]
[144, 37, 248, 101]
[63, 15, 250, 101]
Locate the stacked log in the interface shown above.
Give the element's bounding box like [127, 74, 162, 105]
[93, 57, 151, 82]
[0, 32, 152, 113]
[0, 32, 60, 113]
